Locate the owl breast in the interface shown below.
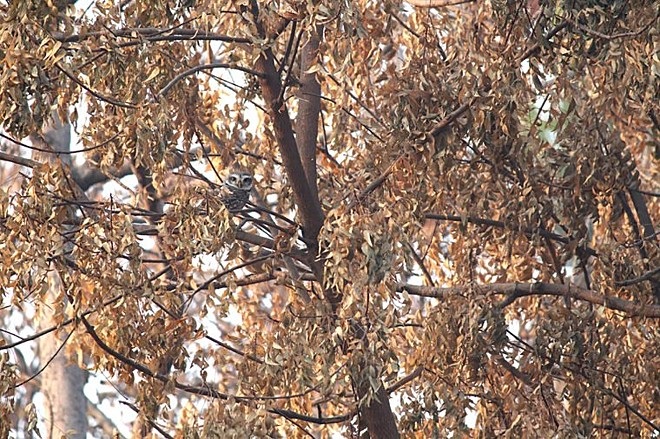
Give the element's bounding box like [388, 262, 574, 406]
[221, 187, 250, 212]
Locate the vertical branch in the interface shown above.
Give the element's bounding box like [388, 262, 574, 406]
[617, 191, 659, 302]
[627, 188, 660, 301]
[628, 188, 656, 243]
[296, 26, 322, 205]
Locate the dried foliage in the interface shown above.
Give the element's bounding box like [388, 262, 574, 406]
[0, 0, 658, 437]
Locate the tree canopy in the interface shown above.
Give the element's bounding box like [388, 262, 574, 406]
[0, 0, 658, 437]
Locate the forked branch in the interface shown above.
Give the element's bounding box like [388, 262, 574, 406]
[246, 0, 325, 241]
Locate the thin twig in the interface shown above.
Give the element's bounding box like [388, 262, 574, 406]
[55, 27, 251, 44]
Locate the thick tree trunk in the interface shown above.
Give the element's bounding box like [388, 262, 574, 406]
[361, 385, 400, 439]
[38, 328, 88, 439]
[36, 117, 89, 438]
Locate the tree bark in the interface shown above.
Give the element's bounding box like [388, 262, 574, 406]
[248, 3, 401, 436]
[249, 1, 324, 240]
[296, 26, 322, 205]
[36, 117, 89, 439]
[38, 328, 88, 439]
[361, 385, 401, 439]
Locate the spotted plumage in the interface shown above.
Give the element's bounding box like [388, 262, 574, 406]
[220, 172, 253, 212]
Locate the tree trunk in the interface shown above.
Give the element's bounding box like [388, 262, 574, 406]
[35, 117, 88, 438]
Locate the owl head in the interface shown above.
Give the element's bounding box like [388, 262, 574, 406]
[224, 172, 253, 192]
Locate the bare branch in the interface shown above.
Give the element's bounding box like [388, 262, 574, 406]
[0, 150, 40, 168]
[386, 366, 423, 393]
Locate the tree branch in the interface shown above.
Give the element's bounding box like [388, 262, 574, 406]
[0, 150, 40, 168]
[615, 266, 660, 287]
[563, 10, 660, 41]
[425, 213, 597, 256]
[296, 26, 322, 206]
[54, 27, 251, 44]
[628, 188, 657, 245]
[158, 63, 267, 97]
[519, 21, 569, 61]
[56, 64, 137, 109]
[405, 0, 475, 7]
[399, 282, 660, 317]
[247, 1, 325, 242]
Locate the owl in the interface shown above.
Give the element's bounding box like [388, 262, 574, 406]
[220, 171, 253, 212]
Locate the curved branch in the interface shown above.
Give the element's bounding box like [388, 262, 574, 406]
[399, 282, 660, 317]
[4, 131, 121, 155]
[0, 295, 123, 351]
[12, 327, 74, 389]
[563, 10, 660, 41]
[615, 266, 660, 287]
[118, 402, 171, 439]
[386, 366, 423, 393]
[158, 63, 267, 97]
[56, 64, 137, 109]
[81, 316, 353, 424]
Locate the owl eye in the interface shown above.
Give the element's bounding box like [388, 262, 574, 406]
[227, 175, 238, 184]
[241, 176, 253, 186]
